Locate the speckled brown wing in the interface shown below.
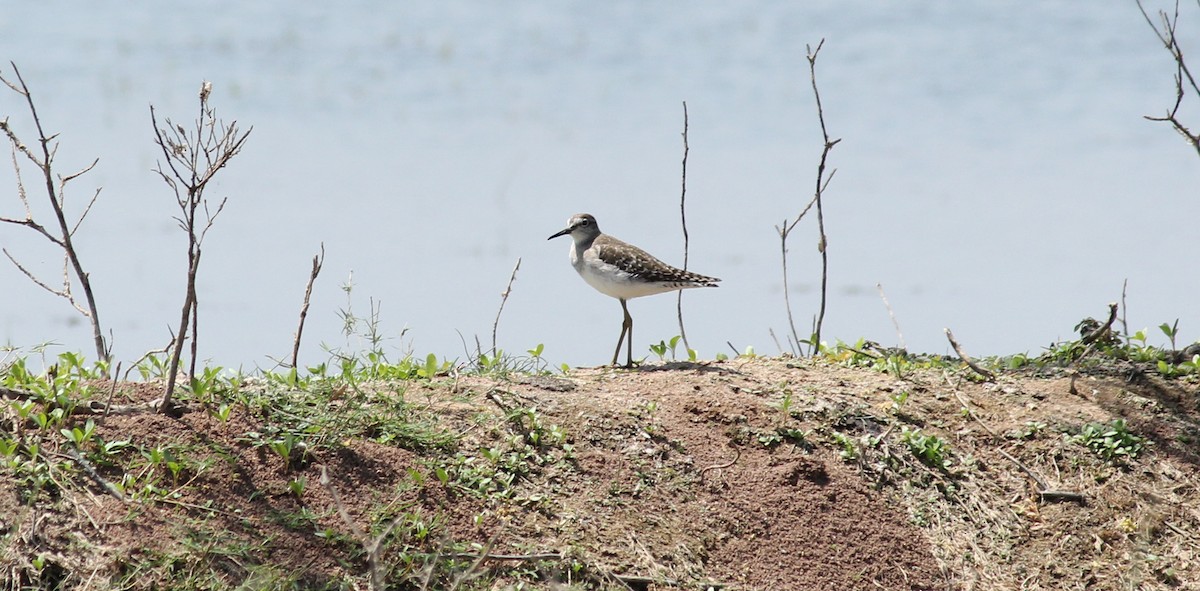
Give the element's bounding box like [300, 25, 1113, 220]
[592, 238, 720, 286]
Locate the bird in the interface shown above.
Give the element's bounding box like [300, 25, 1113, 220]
[547, 213, 720, 367]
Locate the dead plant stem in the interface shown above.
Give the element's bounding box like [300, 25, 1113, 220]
[676, 100, 692, 352]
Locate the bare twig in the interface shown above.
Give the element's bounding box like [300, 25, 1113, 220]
[319, 464, 403, 591]
[102, 361, 122, 417]
[443, 551, 562, 562]
[1119, 279, 1131, 344]
[676, 101, 692, 353]
[1077, 302, 1119, 348]
[952, 390, 1084, 503]
[699, 446, 741, 480]
[490, 257, 521, 356]
[876, 283, 906, 351]
[291, 243, 325, 368]
[124, 341, 174, 381]
[0, 62, 109, 363]
[61, 448, 125, 502]
[1137, 0, 1200, 158]
[152, 81, 252, 413]
[806, 40, 839, 355]
[944, 328, 995, 381]
[779, 40, 841, 357]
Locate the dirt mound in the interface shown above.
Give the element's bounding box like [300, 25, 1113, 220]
[2, 356, 1198, 590]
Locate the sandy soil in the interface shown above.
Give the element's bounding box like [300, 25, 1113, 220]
[2, 356, 1198, 590]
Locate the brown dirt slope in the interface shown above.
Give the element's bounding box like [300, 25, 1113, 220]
[2, 356, 1198, 590]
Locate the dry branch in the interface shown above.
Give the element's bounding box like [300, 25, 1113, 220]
[152, 81, 251, 413]
[0, 62, 109, 363]
[291, 243, 325, 368]
[490, 257, 521, 357]
[779, 40, 840, 356]
[943, 328, 995, 381]
[1137, 0, 1200, 158]
[675, 100, 693, 352]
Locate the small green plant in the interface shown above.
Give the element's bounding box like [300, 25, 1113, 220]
[771, 384, 796, 417]
[889, 390, 911, 414]
[287, 476, 306, 498]
[1008, 421, 1046, 440]
[831, 431, 858, 460]
[211, 403, 233, 423]
[899, 426, 949, 469]
[268, 433, 309, 471]
[60, 419, 97, 447]
[1160, 319, 1180, 351]
[649, 340, 668, 361]
[1073, 419, 1147, 462]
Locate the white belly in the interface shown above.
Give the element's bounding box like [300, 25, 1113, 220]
[571, 243, 692, 300]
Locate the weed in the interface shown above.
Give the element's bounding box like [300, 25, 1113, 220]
[60, 418, 97, 447]
[831, 431, 859, 460]
[1160, 319, 1180, 351]
[770, 382, 797, 417]
[899, 426, 950, 469]
[288, 476, 306, 498]
[1007, 421, 1046, 440]
[1073, 419, 1147, 462]
[649, 335, 693, 362]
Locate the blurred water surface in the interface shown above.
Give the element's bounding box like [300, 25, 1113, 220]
[1, 2, 1197, 369]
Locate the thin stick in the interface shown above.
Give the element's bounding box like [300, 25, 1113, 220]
[102, 361, 122, 417]
[876, 283, 906, 350]
[952, 390, 1084, 503]
[291, 243, 325, 368]
[1119, 279, 1130, 343]
[699, 446, 741, 479]
[320, 464, 399, 591]
[777, 217, 802, 355]
[443, 552, 562, 561]
[491, 257, 521, 356]
[944, 328, 995, 381]
[62, 448, 125, 502]
[768, 328, 784, 356]
[806, 40, 840, 356]
[676, 101, 693, 352]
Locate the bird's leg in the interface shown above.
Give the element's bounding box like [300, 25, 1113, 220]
[623, 299, 634, 368]
[612, 299, 633, 367]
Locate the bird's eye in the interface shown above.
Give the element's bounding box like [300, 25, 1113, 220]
[579, 218, 590, 226]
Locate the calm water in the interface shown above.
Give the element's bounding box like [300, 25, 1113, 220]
[1, 2, 1197, 370]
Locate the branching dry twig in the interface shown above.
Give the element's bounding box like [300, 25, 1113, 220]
[291, 243, 325, 368]
[944, 328, 995, 381]
[320, 464, 401, 591]
[676, 101, 693, 353]
[779, 40, 840, 357]
[0, 62, 109, 364]
[1138, 0, 1200, 158]
[152, 81, 251, 413]
[490, 257, 521, 357]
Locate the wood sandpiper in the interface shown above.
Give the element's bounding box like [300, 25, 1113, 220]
[547, 213, 720, 367]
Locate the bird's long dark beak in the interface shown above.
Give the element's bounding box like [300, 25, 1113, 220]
[547, 227, 572, 240]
